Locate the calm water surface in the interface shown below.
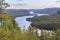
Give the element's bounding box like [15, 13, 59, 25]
[15, 14, 49, 29]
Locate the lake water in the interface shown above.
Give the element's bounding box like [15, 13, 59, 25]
[15, 14, 49, 29]
[15, 16, 33, 29]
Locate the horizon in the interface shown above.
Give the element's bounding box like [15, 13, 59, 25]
[5, 0, 60, 9]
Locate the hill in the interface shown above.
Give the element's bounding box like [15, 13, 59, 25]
[5, 9, 30, 17]
[29, 7, 60, 14]
[5, 8, 60, 17]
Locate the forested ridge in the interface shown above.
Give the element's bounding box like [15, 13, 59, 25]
[0, 0, 60, 40]
[27, 14, 58, 30]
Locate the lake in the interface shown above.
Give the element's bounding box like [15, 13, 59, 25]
[15, 14, 49, 29]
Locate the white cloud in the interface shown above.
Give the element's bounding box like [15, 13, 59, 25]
[54, 0, 60, 2]
[6, 3, 60, 9]
[52, 0, 59, 1]
[6, 0, 60, 9]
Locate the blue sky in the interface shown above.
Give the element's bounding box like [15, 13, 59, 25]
[5, 0, 60, 9]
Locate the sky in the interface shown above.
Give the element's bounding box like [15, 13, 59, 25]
[5, 0, 60, 9]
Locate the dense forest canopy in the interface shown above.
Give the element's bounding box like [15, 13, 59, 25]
[27, 12, 60, 30]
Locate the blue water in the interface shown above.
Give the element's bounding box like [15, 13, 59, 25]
[15, 14, 49, 29]
[15, 16, 33, 29]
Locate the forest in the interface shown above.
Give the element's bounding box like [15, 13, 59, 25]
[0, 0, 60, 40]
[27, 13, 58, 30]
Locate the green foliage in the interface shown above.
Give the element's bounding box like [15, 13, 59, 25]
[0, 12, 60, 40]
[0, 12, 21, 40]
[27, 15, 58, 30]
[20, 30, 38, 40]
[0, 0, 60, 40]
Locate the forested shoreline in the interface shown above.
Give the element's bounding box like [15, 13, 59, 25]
[0, 0, 60, 40]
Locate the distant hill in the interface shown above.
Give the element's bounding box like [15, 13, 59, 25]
[5, 8, 60, 17]
[29, 7, 60, 14]
[5, 9, 30, 17]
